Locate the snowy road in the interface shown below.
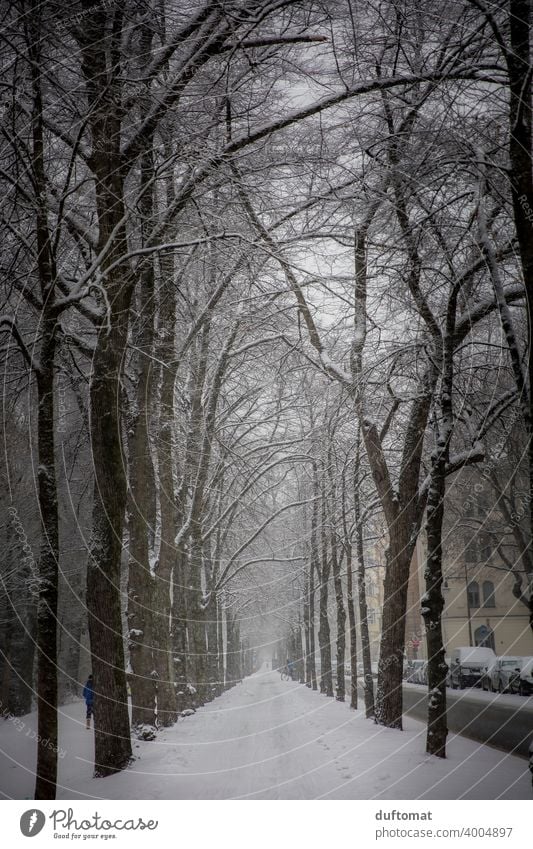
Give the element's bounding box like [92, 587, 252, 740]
[403, 683, 533, 757]
[1, 666, 531, 799]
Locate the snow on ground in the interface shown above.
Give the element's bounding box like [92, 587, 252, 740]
[0, 664, 530, 800]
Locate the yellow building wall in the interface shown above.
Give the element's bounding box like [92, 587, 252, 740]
[410, 531, 533, 658]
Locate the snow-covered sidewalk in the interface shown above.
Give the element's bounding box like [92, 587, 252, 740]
[1, 665, 530, 799]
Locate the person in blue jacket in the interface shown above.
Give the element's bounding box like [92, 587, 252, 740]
[83, 674, 94, 730]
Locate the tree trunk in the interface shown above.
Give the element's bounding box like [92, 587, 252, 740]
[353, 470, 374, 718]
[187, 524, 208, 704]
[217, 597, 227, 693]
[153, 387, 178, 724]
[206, 606, 219, 700]
[303, 569, 312, 687]
[80, 6, 133, 776]
[331, 526, 346, 701]
[29, 28, 60, 795]
[151, 571, 177, 725]
[172, 543, 189, 710]
[345, 542, 358, 710]
[217, 597, 225, 695]
[374, 531, 414, 729]
[204, 540, 219, 702]
[308, 480, 319, 691]
[226, 613, 241, 688]
[152, 247, 180, 726]
[423, 453, 448, 757]
[126, 120, 158, 731]
[34, 347, 60, 799]
[422, 287, 457, 758]
[126, 292, 157, 730]
[318, 473, 333, 697]
[296, 622, 305, 683]
[87, 335, 133, 774]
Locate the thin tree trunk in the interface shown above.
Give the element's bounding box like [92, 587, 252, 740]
[354, 482, 374, 719]
[308, 481, 319, 691]
[327, 443, 346, 701]
[172, 533, 189, 709]
[187, 523, 208, 704]
[346, 545, 358, 711]
[340, 465, 358, 709]
[351, 435, 374, 719]
[204, 538, 220, 702]
[330, 505, 346, 701]
[153, 332, 182, 724]
[295, 622, 305, 683]
[303, 569, 312, 687]
[318, 470, 333, 697]
[226, 612, 241, 688]
[217, 596, 225, 694]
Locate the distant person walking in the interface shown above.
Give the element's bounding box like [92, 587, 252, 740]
[83, 674, 94, 730]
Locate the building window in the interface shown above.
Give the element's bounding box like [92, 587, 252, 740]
[467, 581, 479, 608]
[482, 580, 496, 608]
[366, 609, 376, 625]
[475, 625, 495, 651]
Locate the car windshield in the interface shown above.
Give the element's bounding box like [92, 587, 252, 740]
[501, 659, 520, 667]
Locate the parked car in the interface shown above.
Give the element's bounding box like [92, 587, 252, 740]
[488, 656, 524, 693]
[517, 658, 533, 696]
[480, 659, 499, 691]
[449, 646, 496, 689]
[506, 657, 533, 695]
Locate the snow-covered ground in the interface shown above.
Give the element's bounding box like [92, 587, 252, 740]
[1, 665, 530, 800]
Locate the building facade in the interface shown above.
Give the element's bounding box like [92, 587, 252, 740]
[407, 532, 533, 660]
